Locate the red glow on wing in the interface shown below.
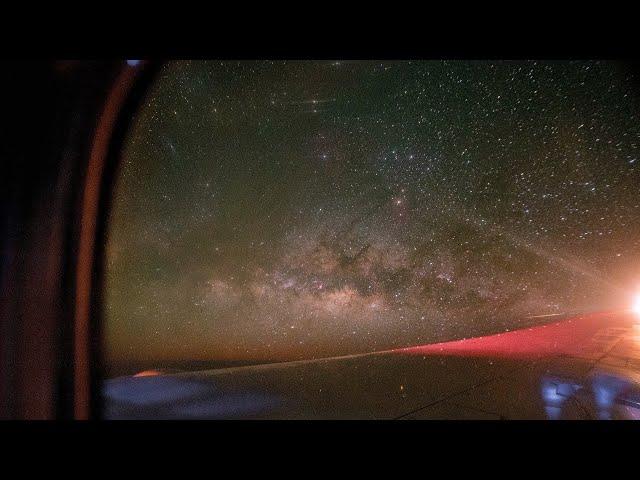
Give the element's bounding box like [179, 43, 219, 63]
[396, 312, 623, 359]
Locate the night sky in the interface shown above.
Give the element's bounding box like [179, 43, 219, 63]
[105, 60, 640, 368]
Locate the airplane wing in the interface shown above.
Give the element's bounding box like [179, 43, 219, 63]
[104, 311, 640, 419]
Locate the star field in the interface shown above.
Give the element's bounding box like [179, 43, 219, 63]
[105, 60, 640, 369]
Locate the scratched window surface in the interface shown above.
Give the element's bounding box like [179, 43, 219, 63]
[104, 60, 640, 378]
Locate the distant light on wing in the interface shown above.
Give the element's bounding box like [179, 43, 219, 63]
[133, 369, 163, 377]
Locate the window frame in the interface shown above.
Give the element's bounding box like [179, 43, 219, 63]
[74, 61, 160, 419]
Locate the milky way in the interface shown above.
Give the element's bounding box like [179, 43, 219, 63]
[105, 60, 640, 368]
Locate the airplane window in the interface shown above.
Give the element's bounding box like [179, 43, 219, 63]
[103, 60, 640, 419]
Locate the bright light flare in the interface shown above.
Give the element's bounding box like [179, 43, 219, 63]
[632, 294, 640, 316]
